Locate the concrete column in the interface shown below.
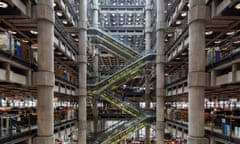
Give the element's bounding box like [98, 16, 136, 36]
[210, 70, 216, 86]
[93, 46, 99, 82]
[92, 0, 99, 26]
[78, 0, 87, 143]
[188, 1, 208, 144]
[34, 0, 54, 144]
[145, 70, 151, 144]
[145, 0, 152, 53]
[24, 138, 32, 144]
[210, 137, 216, 144]
[156, 0, 165, 144]
[232, 63, 237, 83]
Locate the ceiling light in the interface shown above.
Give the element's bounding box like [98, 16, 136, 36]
[168, 3, 171, 6]
[112, 13, 115, 16]
[164, 39, 168, 42]
[8, 30, 16, 34]
[0, 2, 8, 8]
[233, 40, 240, 44]
[53, 3, 56, 7]
[176, 57, 181, 60]
[30, 30, 38, 35]
[74, 38, 79, 42]
[234, 3, 240, 10]
[22, 40, 29, 43]
[214, 40, 221, 44]
[176, 20, 182, 25]
[226, 31, 235, 36]
[105, 22, 108, 24]
[205, 31, 213, 35]
[167, 33, 173, 37]
[181, 12, 187, 17]
[56, 12, 63, 17]
[71, 33, 76, 37]
[62, 20, 68, 24]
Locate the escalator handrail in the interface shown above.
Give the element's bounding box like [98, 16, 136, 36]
[88, 53, 156, 91]
[88, 27, 141, 57]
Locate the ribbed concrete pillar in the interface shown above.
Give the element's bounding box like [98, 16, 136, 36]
[34, 0, 54, 144]
[156, 0, 165, 144]
[145, 71, 151, 144]
[92, 45, 99, 132]
[145, 0, 152, 53]
[92, 0, 99, 26]
[78, 0, 88, 143]
[145, 0, 152, 141]
[93, 46, 99, 82]
[188, 0, 208, 144]
[232, 63, 237, 83]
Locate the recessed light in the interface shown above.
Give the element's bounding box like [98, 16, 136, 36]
[56, 12, 63, 17]
[226, 31, 235, 36]
[8, 30, 16, 34]
[176, 20, 182, 25]
[30, 30, 38, 35]
[233, 40, 240, 44]
[181, 12, 187, 17]
[234, 3, 240, 10]
[62, 20, 68, 24]
[205, 31, 213, 35]
[22, 40, 29, 43]
[167, 33, 173, 37]
[176, 57, 181, 60]
[0, 2, 8, 8]
[214, 40, 221, 44]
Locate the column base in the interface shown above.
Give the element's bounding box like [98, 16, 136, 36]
[187, 136, 208, 144]
[34, 136, 54, 144]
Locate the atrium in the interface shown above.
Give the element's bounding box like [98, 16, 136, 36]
[0, 0, 239, 144]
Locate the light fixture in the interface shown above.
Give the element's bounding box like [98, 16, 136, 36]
[181, 12, 187, 17]
[56, 12, 63, 17]
[0, 1, 8, 8]
[233, 40, 240, 44]
[214, 40, 221, 44]
[164, 39, 168, 42]
[62, 20, 68, 24]
[71, 33, 76, 37]
[176, 20, 182, 25]
[226, 31, 235, 36]
[205, 31, 213, 35]
[74, 38, 79, 42]
[234, 3, 240, 10]
[22, 40, 29, 43]
[30, 30, 38, 35]
[167, 33, 173, 37]
[8, 30, 16, 34]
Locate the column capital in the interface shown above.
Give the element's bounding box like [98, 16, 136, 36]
[77, 55, 88, 64]
[145, 28, 152, 33]
[34, 136, 54, 144]
[187, 136, 209, 144]
[78, 21, 88, 30]
[156, 55, 165, 64]
[37, 4, 54, 24]
[188, 71, 206, 87]
[188, 5, 206, 24]
[35, 71, 54, 86]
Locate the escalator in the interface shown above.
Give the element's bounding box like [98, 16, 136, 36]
[88, 53, 155, 94]
[88, 53, 155, 116]
[87, 117, 150, 144]
[88, 27, 141, 61]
